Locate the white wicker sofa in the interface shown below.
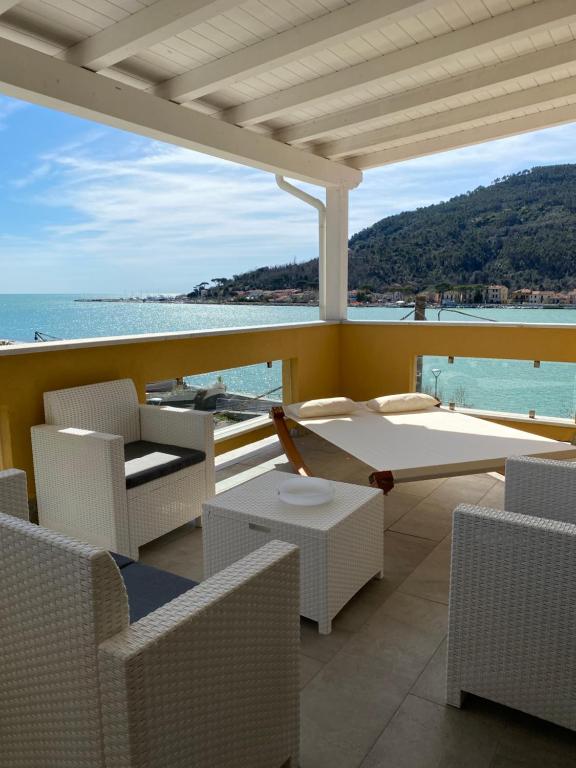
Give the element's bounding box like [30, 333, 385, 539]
[0, 508, 300, 768]
[31, 378, 215, 559]
[447, 455, 576, 730]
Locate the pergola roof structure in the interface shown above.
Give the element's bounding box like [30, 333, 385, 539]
[1, 0, 576, 188]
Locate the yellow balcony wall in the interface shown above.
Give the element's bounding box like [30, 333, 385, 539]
[0, 322, 340, 490]
[340, 320, 576, 442]
[2, 319, 576, 495]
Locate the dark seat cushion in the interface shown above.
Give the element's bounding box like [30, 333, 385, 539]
[118, 561, 197, 623]
[124, 440, 206, 489]
[110, 552, 134, 569]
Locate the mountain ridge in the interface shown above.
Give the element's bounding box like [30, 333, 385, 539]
[199, 164, 576, 295]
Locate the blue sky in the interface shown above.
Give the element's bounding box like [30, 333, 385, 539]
[2, 93, 576, 294]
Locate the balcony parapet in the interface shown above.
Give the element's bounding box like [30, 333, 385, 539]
[2, 318, 576, 490]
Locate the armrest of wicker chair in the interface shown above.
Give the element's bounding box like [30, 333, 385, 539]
[0, 468, 29, 520]
[98, 540, 300, 768]
[31, 425, 131, 555]
[505, 455, 576, 523]
[139, 404, 214, 454]
[447, 503, 576, 730]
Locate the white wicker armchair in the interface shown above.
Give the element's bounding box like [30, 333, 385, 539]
[31, 378, 215, 559]
[447, 456, 576, 730]
[0, 511, 300, 768]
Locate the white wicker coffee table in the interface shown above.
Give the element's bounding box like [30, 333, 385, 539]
[202, 470, 383, 634]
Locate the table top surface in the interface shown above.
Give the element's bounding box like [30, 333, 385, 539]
[203, 470, 381, 531]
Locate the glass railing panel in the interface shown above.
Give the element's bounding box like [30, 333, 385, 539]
[147, 361, 282, 430]
[417, 356, 576, 420]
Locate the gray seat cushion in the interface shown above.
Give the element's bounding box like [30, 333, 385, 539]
[110, 552, 133, 569]
[124, 440, 206, 489]
[118, 561, 197, 623]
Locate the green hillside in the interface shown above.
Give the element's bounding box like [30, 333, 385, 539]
[208, 165, 576, 294]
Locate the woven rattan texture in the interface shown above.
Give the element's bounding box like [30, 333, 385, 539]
[203, 471, 383, 632]
[505, 455, 576, 522]
[44, 379, 140, 443]
[0, 513, 128, 768]
[33, 382, 215, 559]
[32, 425, 131, 553]
[127, 463, 207, 548]
[207, 469, 381, 530]
[447, 504, 576, 730]
[99, 541, 300, 768]
[0, 468, 29, 520]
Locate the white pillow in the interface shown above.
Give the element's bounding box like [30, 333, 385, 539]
[366, 392, 439, 413]
[297, 397, 356, 418]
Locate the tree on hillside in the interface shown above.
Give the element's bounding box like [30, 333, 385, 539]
[213, 165, 576, 293]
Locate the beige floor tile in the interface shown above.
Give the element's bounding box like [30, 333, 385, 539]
[411, 638, 447, 705]
[383, 490, 422, 529]
[214, 463, 248, 482]
[300, 653, 324, 689]
[299, 619, 354, 663]
[300, 718, 366, 768]
[361, 694, 502, 768]
[383, 531, 438, 588]
[140, 524, 204, 582]
[215, 435, 280, 467]
[391, 495, 454, 542]
[369, 589, 448, 637]
[398, 535, 451, 604]
[426, 473, 497, 508]
[479, 481, 506, 510]
[338, 594, 447, 711]
[332, 576, 398, 633]
[396, 477, 446, 498]
[300, 650, 411, 755]
[215, 462, 275, 492]
[334, 531, 438, 633]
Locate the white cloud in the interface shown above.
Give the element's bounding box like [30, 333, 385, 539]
[0, 96, 27, 130]
[4, 117, 576, 291]
[3, 133, 325, 290]
[349, 122, 576, 232]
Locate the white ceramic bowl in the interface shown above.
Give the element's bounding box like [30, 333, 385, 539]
[277, 476, 335, 507]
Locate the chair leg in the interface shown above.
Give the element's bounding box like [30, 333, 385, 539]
[281, 757, 299, 768]
[446, 686, 465, 708]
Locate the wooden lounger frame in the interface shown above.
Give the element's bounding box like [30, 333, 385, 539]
[270, 406, 394, 494]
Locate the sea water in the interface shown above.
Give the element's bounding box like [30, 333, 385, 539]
[2, 294, 575, 419]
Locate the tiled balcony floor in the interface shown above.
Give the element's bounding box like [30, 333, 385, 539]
[140, 433, 576, 768]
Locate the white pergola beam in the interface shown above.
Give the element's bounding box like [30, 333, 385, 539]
[320, 76, 576, 158]
[65, 0, 244, 71]
[155, 0, 440, 103]
[276, 38, 576, 145]
[0, 1, 18, 14]
[350, 101, 576, 169]
[0, 38, 361, 189]
[223, 0, 576, 126]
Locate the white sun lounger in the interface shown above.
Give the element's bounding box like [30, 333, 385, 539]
[277, 403, 576, 491]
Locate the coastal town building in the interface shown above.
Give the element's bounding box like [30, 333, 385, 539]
[485, 285, 509, 304]
[511, 288, 533, 303]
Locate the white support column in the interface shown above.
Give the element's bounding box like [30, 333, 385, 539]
[322, 187, 349, 321]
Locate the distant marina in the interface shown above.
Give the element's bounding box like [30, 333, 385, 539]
[75, 283, 576, 311]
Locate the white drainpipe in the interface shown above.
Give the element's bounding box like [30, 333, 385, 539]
[275, 175, 327, 315]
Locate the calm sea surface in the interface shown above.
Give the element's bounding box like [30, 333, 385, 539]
[2, 294, 576, 419]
